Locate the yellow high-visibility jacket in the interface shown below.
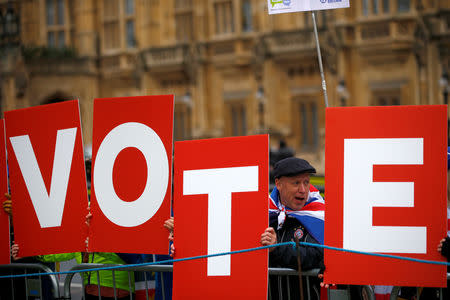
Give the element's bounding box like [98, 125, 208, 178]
[38, 252, 134, 292]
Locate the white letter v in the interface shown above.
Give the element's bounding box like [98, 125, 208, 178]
[10, 128, 77, 228]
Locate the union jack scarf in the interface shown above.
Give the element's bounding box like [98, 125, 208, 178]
[269, 185, 325, 244]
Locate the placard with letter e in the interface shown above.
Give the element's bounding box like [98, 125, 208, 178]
[324, 105, 447, 287]
[89, 95, 173, 254]
[173, 135, 269, 300]
[5, 100, 88, 257]
[0, 119, 10, 264]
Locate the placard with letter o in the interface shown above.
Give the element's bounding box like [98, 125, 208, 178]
[89, 95, 173, 254]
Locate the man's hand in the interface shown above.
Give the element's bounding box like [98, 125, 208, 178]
[85, 207, 92, 252]
[85, 207, 92, 226]
[170, 243, 175, 257]
[11, 243, 20, 260]
[318, 274, 335, 288]
[438, 238, 445, 253]
[164, 217, 174, 241]
[3, 193, 12, 216]
[260, 227, 277, 252]
[317, 261, 336, 289]
[164, 217, 174, 232]
[437, 237, 449, 259]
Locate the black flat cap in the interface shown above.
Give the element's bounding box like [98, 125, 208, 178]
[273, 157, 316, 179]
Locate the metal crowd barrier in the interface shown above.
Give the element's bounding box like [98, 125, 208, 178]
[268, 268, 375, 300]
[390, 273, 450, 300]
[268, 268, 321, 300]
[0, 263, 60, 299]
[63, 263, 172, 300]
[10, 262, 450, 300]
[62, 264, 376, 300]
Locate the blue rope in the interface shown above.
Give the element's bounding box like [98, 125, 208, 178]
[0, 241, 448, 279]
[0, 242, 290, 279]
[301, 241, 450, 266]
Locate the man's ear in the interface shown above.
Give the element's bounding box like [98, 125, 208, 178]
[275, 178, 281, 190]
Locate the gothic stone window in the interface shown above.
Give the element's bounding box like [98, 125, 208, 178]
[225, 101, 247, 136]
[241, 0, 252, 32]
[397, 0, 410, 13]
[175, 0, 193, 42]
[293, 99, 319, 151]
[363, 0, 410, 14]
[102, 0, 136, 51]
[362, 0, 391, 16]
[383, 0, 389, 13]
[46, 0, 73, 48]
[125, 0, 136, 48]
[214, 0, 234, 35]
[362, 0, 369, 16]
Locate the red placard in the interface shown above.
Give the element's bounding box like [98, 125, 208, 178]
[5, 100, 88, 257]
[0, 120, 10, 264]
[325, 105, 447, 287]
[173, 135, 269, 300]
[89, 95, 173, 254]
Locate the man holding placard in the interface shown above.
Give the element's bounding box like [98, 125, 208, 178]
[261, 157, 324, 299]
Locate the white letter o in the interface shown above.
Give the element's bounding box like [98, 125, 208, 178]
[93, 122, 169, 227]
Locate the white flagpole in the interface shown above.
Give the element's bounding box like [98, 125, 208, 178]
[311, 11, 329, 108]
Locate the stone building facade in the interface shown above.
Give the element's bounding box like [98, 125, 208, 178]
[0, 0, 449, 173]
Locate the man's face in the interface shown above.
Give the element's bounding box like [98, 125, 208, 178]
[275, 173, 310, 211]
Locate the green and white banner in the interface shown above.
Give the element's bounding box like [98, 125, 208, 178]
[268, 0, 350, 15]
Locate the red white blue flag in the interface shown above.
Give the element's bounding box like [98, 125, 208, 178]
[269, 185, 325, 244]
